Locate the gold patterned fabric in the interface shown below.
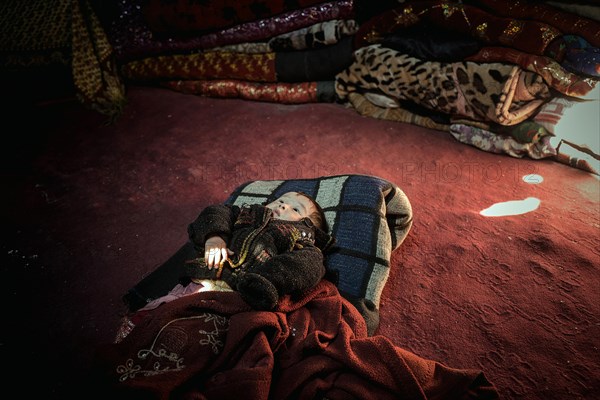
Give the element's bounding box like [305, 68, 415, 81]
[122, 52, 277, 83]
[354, 1, 565, 57]
[0, 0, 126, 120]
[161, 79, 321, 103]
[473, 0, 600, 47]
[0, 1, 71, 65]
[466, 46, 597, 98]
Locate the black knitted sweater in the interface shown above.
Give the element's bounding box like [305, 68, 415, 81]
[185, 203, 334, 310]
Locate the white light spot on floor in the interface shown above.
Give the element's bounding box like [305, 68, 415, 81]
[480, 197, 541, 217]
[522, 174, 544, 184]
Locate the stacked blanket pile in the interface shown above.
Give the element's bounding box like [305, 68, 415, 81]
[106, 0, 600, 173]
[337, 0, 600, 174]
[110, 0, 358, 103]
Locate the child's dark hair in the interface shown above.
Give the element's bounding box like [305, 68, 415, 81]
[297, 191, 328, 233]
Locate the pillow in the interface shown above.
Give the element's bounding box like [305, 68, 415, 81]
[224, 174, 413, 335]
[123, 174, 413, 336]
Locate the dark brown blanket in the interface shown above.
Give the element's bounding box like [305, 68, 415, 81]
[93, 280, 498, 399]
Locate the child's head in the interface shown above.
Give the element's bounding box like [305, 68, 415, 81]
[266, 191, 328, 232]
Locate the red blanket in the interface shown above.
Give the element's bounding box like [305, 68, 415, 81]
[93, 280, 499, 399]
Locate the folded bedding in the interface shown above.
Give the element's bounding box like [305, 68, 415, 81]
[161, 80, 337, 103]
[465, 47, 597, 98]
[108, 0, 355, 62]
[122, 36, 354, 83]
[335, 44, 551, 127]
[471, 0, 600, 47]
[106, 0, 600, 177]
[353, 0, 600, 61]
[449, 123, 557, 159]
[97, 280, 499, 399]
[141, 0, 330, 34]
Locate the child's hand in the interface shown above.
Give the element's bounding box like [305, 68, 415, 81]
[204, 236, 233, 269]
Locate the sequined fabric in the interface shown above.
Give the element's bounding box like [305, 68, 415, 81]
[142, 0, 328, 34]
[107, 0, 355, 62]
[473, 0, 600, 47]
[354, 0, 564, 56]
[466, 46, 598, 97]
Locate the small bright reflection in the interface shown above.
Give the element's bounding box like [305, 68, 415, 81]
[480, 197, 541, 217]
[522, 174, 543, 184]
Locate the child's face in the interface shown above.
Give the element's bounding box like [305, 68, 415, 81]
[266, 192, 316, 222]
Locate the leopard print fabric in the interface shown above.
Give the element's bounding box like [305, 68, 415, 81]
[335, 44, 550, 126]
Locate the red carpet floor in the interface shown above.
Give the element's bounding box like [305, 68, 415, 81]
[3, 86, 599, 399]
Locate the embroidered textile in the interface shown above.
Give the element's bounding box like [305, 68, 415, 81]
[353, 1, 564, 56]
[473, 0, 600, 47]
[142, 0, 329, 34]
[161, 80, 335, 103]
[108, 0, 355, 62]
[466, 47, 598, 97]
[122, 52, 277, 82]
[95, 280, 499, 399]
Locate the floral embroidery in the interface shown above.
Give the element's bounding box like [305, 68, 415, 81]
[116, 313, 229, 382]
[196, 313, 229, 354]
